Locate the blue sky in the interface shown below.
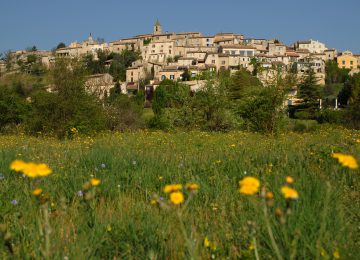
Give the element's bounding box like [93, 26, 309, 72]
[1, 0, 359, 53]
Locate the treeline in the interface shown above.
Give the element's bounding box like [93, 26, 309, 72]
[0, 58, 145, 137]
[1, 57, 360, 138]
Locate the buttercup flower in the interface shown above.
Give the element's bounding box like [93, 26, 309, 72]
[169, 191, 184, 205]
[281, 186, 299, 199]
[10, 160, 27, 172]
[204, 237, 210, 248]
[32, 188, 43, 196]
[332, 153, 358, 170]
[10, 160, 52, 178]
[185, 183, 199, 191]
[163, 184, 182, 193]
[286, 176, 294, 184]
[35, 164, 52, 177]
[90, 178, 101, 186]
[239, 177, 260, 195]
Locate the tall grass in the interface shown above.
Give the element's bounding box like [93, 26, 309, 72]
[0, 127, 359, 259]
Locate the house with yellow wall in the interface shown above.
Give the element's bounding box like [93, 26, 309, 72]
[337, 51, 358, 69]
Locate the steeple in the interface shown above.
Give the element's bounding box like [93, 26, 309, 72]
[153, 19, 162, 35]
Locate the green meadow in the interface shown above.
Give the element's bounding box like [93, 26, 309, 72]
[0, 127, 359, 259]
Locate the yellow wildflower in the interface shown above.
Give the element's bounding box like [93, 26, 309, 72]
[150, 199, 157, 205]
[249, 242, 255, 251]
[239, 177, 260, 195]
[185, 183, 199, 191]
[204, 237, 210, 248]
[22, 163, 40, 178]
[355, 139, 360, 143]
[333, 249, 340, 259]
[281, 186, 299, 199]
[169, 191, 184, 205]
[90, 178, 101, 186]
[10, 160, 27, 172]
[332, 153, 358, 169]
[32, 188, 43, 196]
[286, 176, 294, 184]
[265, 191, 274, 200]
[163, 184, 182, 193]
[36, 163, 52, 177]
[10, 160, 52, 178]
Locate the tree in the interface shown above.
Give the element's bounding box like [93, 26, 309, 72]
[298, 67, 321, 104]
[28, 58, 106, 137]
[56, 42, 66, 49]
[325, 60, 350, 84]
[226, 68, 262, 101]
[109, 50, 140, 81]
[0, 86, 30, 131]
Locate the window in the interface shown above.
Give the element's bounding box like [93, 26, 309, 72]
[169, 50, 172, 54]
[231, 50, 236, 55]
[152, 45, 155, 48]
[221, 61, 226, 65]
[131, 77, 133, 82]
[170, 75, 175, 80]
[161, 75, 166, 80]
[350, 61, 353, 65]
[212, 60, 215, 64]
[167, 35, 170, 39]
[342, 61, 345, 65]
[131, 72, 133, 76]
[240, 51, 245, 56]
[247, 51, 254, 57]
[206, 38, 210, 42]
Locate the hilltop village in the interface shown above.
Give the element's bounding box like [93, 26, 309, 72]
[1, 20, 359, 102]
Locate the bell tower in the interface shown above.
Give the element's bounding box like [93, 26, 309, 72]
[153, 19, 162, 35]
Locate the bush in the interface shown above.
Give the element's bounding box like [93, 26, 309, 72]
[105, 94, 145, 131]
[27, 58, 107, 137]
[316, 109, 346, 124]
[0, 86, 30, 132]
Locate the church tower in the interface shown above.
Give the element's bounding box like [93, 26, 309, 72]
[153, 19, 162, 35]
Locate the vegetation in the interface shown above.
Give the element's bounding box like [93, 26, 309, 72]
[0, 128, 359, 258]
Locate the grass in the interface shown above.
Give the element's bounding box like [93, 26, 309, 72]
[0, 128, 359, 259]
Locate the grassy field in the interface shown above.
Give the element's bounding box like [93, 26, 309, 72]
[0, 128, 359, 259]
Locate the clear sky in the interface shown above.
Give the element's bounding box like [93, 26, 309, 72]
[0, 0, 359, 53]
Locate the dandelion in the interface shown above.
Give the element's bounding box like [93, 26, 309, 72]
[265, 191, 274, 200]
[32, 188, 43, 196]
[204, 237, 210, 248]
[333, 249, 340, 259]
[185, 183, 199, 191]
[169, 191, 184, 205]
[10, 160, 27, 172]
[332, 153, 358, 169]
[249, 242, 255, 251]
[239, 177, 260, 195]
[35, 164, 52, 177]
[281, 186, 299, 199]
[90, 178, 101, 186]
[286, 176, 294, 184]
[100, 163, 106, 169]
[10, 160, 52, 178]
[163, 184, 182, 193]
